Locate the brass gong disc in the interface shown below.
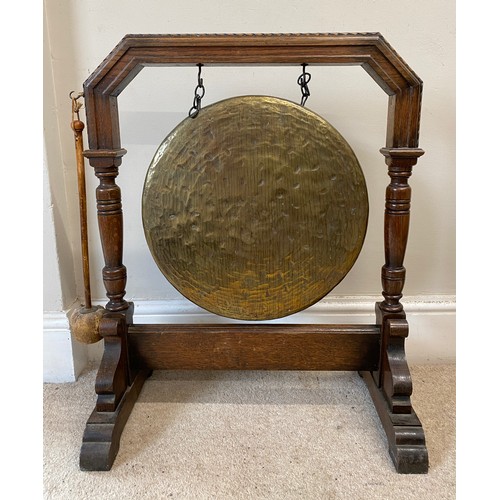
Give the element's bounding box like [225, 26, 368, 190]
[142, 96, 368, 320]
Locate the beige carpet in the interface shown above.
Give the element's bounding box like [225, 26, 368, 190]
[43, 364, 455, 499]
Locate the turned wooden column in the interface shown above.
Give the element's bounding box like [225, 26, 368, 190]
[379, 147, 424, 313]
[83, 148, 128, 312]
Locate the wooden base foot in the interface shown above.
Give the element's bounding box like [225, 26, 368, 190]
[80, 369, 151, 471]
[360, 370, 428, 474]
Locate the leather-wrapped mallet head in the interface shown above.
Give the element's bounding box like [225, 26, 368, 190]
[69, 305, 106, 344]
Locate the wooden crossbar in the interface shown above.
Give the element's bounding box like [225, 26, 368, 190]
[128, 324, 380, 371]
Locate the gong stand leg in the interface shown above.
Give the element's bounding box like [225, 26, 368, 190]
[80, 305, 151, 471]
[360, 147, 428, 474]
[79, 150, 150, 470]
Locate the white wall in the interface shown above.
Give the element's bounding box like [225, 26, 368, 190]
[43, 0, 456, 381]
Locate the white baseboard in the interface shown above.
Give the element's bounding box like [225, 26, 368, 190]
[44, 295, 456, 382]
[43, 311, 89, 383]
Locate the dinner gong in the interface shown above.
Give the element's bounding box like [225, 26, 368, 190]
[142, 95, 368, 320]
[80, 34, 428, 474]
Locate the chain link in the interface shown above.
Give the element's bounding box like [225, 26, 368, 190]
[189, 64, 205, 118]
[188, 64, 309, 115]
[297, 64, 311, 106]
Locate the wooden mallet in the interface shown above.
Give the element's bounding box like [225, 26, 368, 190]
[68, 91, 105, 344]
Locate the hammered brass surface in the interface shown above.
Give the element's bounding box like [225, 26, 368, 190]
[142, 96, 368, 320]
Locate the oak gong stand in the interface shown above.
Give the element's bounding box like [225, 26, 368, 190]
[79, 33, 428, 473]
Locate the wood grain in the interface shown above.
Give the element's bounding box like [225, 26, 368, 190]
[128, 324, 380, 371]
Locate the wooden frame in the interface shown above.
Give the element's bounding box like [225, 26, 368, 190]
[80, 33, 428, 473]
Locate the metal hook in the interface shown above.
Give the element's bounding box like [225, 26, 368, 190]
[69, 90, 84, 100]
[197, 63, 203, 87]
[70, 91, 85, 121]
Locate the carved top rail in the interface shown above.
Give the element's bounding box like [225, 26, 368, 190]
[83, 33, 423, 153]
